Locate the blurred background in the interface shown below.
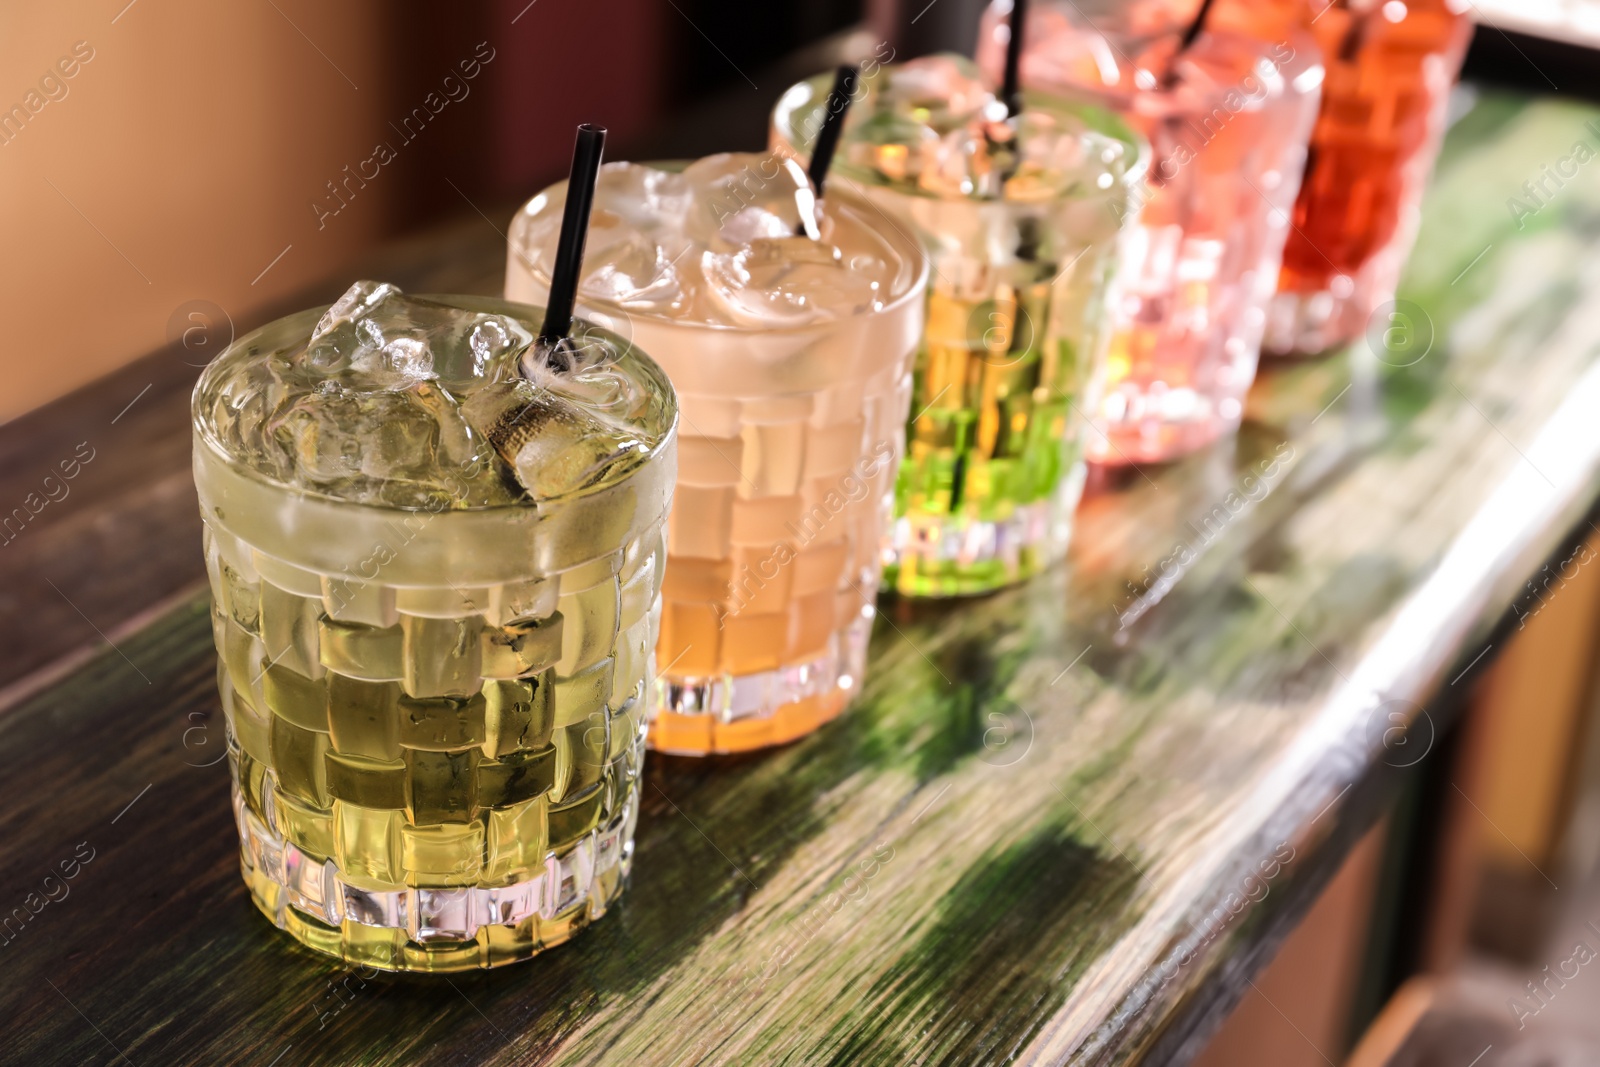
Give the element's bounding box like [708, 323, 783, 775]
[7, 1, 1600, 1064]
[0, 0, 883, 421]
[4, 0, 1593, 420]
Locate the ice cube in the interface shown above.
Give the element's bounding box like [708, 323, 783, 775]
[877, 55, 996, 125]
[461, 379, 650, 501]
[198, 282, 672, 510]
[520, 208, 687, 314]
[267, 382, 365, 485]
[713, 205, 792, 249]
[299, 280, 532, 394]
[914, 109, 1094, 201]
[512, 164, 693, 315]
[255, 282, 544, 506]
[516, 330, 658, 440]
[596, 161, 694, 233]
[559, 364, 657, 432]
[841, 109, 943, 186]
[788, 52, 1133, 208]
[919, 126, 989, 198]
[791, 55, 993, 193]
[700, 236, 890, 327]
[683, 153, 814, 246]
[264, 379, 512, 508]
[508, 153, 917, 331]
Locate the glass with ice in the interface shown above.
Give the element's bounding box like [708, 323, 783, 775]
[978, 0, 1322, 462]
[192, 281, 677, 971]
[771, 54, 1145, 597]
[507, 154, 926, 754]
[1245, 0, 1472, 356]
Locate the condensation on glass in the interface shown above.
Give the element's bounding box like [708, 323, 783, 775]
[193, 284, 677, 971]
[508, 158, 926, 753]
[980, 0, 1323, 463]
[773, 54, 1145, 595]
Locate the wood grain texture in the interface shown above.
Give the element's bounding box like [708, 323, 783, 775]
[3, 91, 1600, 1067]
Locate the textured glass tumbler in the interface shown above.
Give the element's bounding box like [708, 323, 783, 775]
[1261, 0, 1471, 355]
[193, 298, 676, 972]
[508, 177, 926, 755]
[773, 58, 1144, 596]
[981, 1, 1322, 464]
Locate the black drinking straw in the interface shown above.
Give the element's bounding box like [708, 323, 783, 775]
[1336, 1, 1368, 63]
[1002, 0, 1029, 118]
[807, 65, 860, 202]
[1166, 0, 1216, 82]
[538, 123, 607, 349]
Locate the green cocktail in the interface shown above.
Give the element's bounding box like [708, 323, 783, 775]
[193, 282, 676, 971]
[772, 54, 1145, 596]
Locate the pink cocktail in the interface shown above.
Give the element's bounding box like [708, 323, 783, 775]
[980, 0, 1323, 463]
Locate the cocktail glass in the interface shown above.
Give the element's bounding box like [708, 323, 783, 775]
[772, 54, 1146, 595]
[979, 0, 1323, 463]
[507, 155, 926, 754]
[193, 282, 677, 970]
[1251, 0, 1472, 355]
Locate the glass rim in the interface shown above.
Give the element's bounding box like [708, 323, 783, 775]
[191, 294, 679, 514]
[512, 163, 931, 336]
[1005, 27, 1315, 118]
[771, 53, 1152, 203]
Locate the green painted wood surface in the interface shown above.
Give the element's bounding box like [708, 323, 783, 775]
[5, 90, 1600, 1066]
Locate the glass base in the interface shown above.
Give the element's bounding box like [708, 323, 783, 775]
[1084, 412, 1238, 467]
[649, 613, 871, 754]
[885, 466, 1083, 597]
[233, 771, 635, 973]
[1265, 283, 1378, 358]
